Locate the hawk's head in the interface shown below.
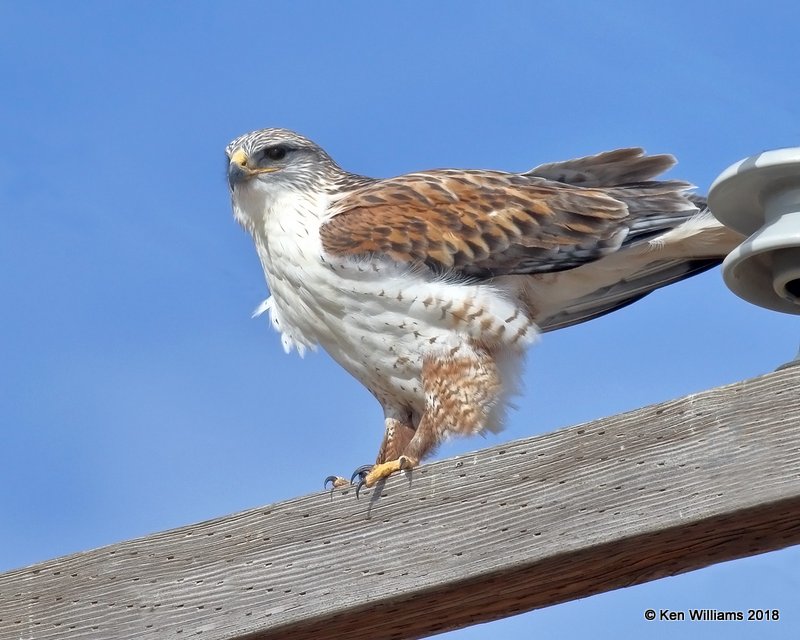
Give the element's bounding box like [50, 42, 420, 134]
[225, 128, 341, 195]
[226, 128, 372, 232]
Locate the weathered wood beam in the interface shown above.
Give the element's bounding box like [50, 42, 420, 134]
[1, 366, 799, 640]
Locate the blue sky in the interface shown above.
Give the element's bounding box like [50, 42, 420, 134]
[1, 1, 798, 638]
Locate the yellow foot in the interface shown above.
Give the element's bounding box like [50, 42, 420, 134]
[353, 456, 418, 498]
[324, 475, 351, 490]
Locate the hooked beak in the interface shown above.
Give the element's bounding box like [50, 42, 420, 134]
[228, 149, 252, 190]
[227, 149, 279, 190]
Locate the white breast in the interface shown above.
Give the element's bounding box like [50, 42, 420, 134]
[234, 184, 538, 410]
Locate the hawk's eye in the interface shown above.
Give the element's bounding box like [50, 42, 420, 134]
[265, 146, 287, 161]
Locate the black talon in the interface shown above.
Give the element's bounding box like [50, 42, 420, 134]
[355, 477, 367, 499]
[350, 464, 372, 485]
[324, 475, 340, 490]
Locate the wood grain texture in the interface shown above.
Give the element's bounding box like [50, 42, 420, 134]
[1, 366, 799, 640]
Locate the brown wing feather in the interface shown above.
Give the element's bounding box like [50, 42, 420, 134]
[321, 170, 637, 277]
[526, 148, 676, 187]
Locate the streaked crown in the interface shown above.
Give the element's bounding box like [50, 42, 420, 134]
[226, 128, 367, 194]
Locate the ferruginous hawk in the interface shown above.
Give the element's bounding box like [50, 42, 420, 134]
[225, 128, 742, 495]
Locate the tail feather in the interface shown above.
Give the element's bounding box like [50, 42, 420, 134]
[535, 257, 722, 332]
[523, 210, 745, 332]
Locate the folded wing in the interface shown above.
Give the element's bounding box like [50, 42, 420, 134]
[320, 149, 742, 331]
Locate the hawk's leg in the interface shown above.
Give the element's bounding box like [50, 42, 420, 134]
[328, 413, 414, 491]
[357, 345, 502, 495]
[349, 414, 415, 487]
[376, 414, 416, 464]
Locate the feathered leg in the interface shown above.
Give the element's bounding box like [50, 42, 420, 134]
[378, 416, 415, 462]
[358, 344, 503, 494]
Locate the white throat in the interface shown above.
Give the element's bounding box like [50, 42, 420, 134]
[233, 180, 333, 355]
